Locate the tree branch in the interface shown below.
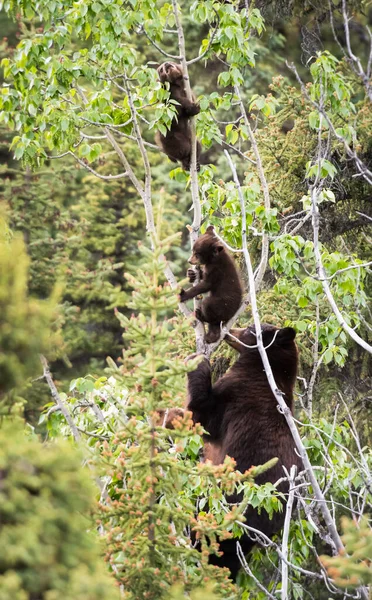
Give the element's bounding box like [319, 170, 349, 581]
[223, 151, 346, 559]
[281, 466, 297, 600]
[172, 0, 205, 352]
[287, 62, 372, 185]
[311, 185, 372, 354]
[40, 355, 81, 442]
[234, 85, 270, 291]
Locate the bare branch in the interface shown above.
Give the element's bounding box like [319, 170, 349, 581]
[235, 522, 325, 580]
[75, 86, 188, 316]
[224, 153, 346, 558]
[356, 210, 372, 223]
[281, 466, 297, 600]
[341, 0, 372, 101]
[40, 355, 81, 443]
[122, 75, 154, 232]
[311, 186, 372, 354]
[139, 25, 181, 60]
[69, 150, 129, 180]
[221, 139, 257, 164]
[306, 299, 320, 417]
[287, 62, 372, 185]
[172, 0, 205, 352]
[234, 85, 270, 290]
[186, 15, 219, 65]
[237, 542, 278, 599]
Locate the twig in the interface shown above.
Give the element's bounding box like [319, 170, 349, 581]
[236, 542, 278, 599]
[234, 85, 270, 291]
[223, 151, 346, 558]
[281, 466, 297, 600]
[186, 15, 219, 65]
[40, 355, 81, 442]
[341, 0, 372, 101]
[139, 25, 181, 60]
[172, 0, 205, 352]
[311, 185, 372, 354]
[287, 61, 372, 185]
[76, 426, 109, 440]
[69, 150, 129, 180]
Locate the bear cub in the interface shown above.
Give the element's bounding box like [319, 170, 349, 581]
[180, 226, 243, 343]
[155, 62, 201, 171]
[187, 323, 303, 579]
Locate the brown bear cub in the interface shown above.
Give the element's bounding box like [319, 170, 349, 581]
[155, 62, 201, 171]
[187, 323, 303, 579]
[180, 226, 243, 343]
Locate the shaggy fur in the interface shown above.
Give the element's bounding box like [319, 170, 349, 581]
[179, 226, 243, 343]
[187, 323, 303, 579]
[155, 62, 201, 171]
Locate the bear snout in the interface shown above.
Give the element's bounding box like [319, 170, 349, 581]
[225, 329, 245, 352]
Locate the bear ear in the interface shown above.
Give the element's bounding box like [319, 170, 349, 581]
[213, 244, 224, 254]
[276, 327, 296, 345]
[206, 225, 215, 234]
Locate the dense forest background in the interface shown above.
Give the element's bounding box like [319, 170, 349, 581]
[0, 0, 371, 598]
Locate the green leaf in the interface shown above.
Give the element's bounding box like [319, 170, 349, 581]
[298, 296, 308, 308]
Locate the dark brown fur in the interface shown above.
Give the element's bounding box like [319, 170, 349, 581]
[155, 62, 201, 171]
[155, 408, 185, 429]
[179, 226, 243, 343]
[187, 323, 303, 579]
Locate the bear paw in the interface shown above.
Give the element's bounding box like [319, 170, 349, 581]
[179, 288, 187, 302]
[195, 308, 204, 321]
[187, 268, 197, 282]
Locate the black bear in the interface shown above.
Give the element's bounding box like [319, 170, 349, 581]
[180, 226, 243, 343]
[187, 323, 303, 579]
[155, 62, 201, 171]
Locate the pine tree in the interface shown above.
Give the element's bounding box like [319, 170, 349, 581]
[0, 421, 120, 600]
[0, 220, 60, 411]
[93, 239, 277, 599]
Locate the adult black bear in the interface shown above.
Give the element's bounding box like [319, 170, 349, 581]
[187, 323, 303, 579]
[155, 62, 201, 171]
[180, 226, 243, 343]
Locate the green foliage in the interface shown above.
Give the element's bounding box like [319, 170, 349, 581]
[1, 1, 372, 597]
[43, 242, 283, 599]
[321, 515, 372, 589]
[0, 226, 59, 404]
[0, 421, 119, 600]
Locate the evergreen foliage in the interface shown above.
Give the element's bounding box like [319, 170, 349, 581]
[0, 222, 59, 407]
[321, 515, 372, 589]
[0, 421, 120, 600]
[55, 241, 280, 598]
[0, 0, 371, 597]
